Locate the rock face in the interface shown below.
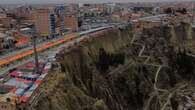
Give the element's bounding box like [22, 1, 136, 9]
[33, 27, 147, 110]
[30, 23, 195, 110]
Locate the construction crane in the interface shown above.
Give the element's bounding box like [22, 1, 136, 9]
[31, 26, 40, 74]
[33, 35, 40, 74]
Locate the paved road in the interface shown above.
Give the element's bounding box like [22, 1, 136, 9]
[0, 33, 91, 76]
[0, 35, 66, 60]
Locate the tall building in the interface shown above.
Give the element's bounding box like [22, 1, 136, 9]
[64, 15, 78, 32]
[32, 8, 56, 37]
[55, 5, 65, 34]
[50, 13, 56, 35]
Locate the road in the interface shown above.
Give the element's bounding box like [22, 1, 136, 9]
[0, 35, 66, 59]
[0, 26, 113, 68]
[130, 31, 171, 110]
[131, 31, 166, 92]
[108, 30, 164, 81]
[0, 30, 94, 76]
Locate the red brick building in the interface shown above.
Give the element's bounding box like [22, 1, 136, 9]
[32, 9, 50, 37]
[64, 15, 78, 32]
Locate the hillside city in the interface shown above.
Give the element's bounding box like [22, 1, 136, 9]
[0, 1, 195, 110]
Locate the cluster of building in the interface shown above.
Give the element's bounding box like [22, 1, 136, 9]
[134, 13, 192, 32]
[0, 5, 80, 53]
[0, 2, 193, 53]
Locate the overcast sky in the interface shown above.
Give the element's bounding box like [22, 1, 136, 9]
[0, 0, 192, 4]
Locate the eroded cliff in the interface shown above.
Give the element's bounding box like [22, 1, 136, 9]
[29, 23, 195, 110]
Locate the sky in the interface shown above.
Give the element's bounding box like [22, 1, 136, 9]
[0, 0, 192, 4]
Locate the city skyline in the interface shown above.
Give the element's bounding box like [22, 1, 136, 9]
[0, 0, 192, 4]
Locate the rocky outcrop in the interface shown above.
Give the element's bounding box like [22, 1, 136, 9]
[30, 23, 195, 110]
[32, 28, 141, 110]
